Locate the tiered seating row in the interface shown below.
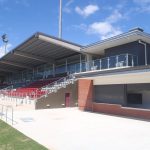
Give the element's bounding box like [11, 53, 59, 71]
[0, 83, 10, 89]
[4, 89, 46, 99]
[1, 78, 59, 99]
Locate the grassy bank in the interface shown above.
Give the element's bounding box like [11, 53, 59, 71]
[0, 120, 48, 150]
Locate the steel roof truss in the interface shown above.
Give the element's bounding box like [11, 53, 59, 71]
[14, 51, 54, 63]
[0, 60, 32, 69]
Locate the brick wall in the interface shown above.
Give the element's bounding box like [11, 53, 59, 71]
[77, 79, 150, 120]
[78, 79, 93, 110]
[93, 103, 150, 120]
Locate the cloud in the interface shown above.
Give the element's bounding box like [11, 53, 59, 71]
[0, 43, 12, 58]
[66, 0, 74, 7]
[15, 0, 30, 7]
[134, 0, 150, 4]
[106, 10, 123, 23]
[87, 22, 122, 40]
[86, 10, 123, 40]
[63, 0, 74, 13]
[133, 0, 150, 12]
[75, 4, 99, 17]
[72, 24, 88, 32]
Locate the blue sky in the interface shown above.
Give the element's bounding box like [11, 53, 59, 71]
[0, 0, 150, 57]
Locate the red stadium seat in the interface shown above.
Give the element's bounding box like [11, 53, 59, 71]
[3, 78, 60, 99]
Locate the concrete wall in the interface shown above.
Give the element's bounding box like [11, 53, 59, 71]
[105, 41, 148, 65]
[76, 80, 150, 120]
[127, 83, 150, 108]
[93, 70, 150, 85]
[94, 83, 150, 109]
[142, 91, 150, 108]
[94, 84, 126, 105]
[36, 82, 78, 109]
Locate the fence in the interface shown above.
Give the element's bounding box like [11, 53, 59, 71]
[54, 53, 138, 74]
[0, 104, 14, 125]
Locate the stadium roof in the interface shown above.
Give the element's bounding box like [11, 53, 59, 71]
[0, 27, 150, 76]
[82, 28, 150, 55]
[0, 32, 82, 75]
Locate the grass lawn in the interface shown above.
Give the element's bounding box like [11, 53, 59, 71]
[0, 120, 48, 150]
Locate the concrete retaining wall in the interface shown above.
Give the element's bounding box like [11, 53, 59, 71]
[36, 82, 78, 109]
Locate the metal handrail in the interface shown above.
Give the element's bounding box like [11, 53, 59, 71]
[0, 74, 76, 102]
[0, 104, 14, 125]
[92, 53, 137, 62]
[0, 75, 76, 101]
[39, 74, 76, 97]
[1, 85, 13, 91]
[41, 74, 74, 90]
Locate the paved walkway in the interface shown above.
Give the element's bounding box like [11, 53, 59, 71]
[10, 108, 150, 150]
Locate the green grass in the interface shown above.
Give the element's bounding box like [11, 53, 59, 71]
[0, 120, 48, 150]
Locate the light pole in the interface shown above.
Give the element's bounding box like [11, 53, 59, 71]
[1, 34, 8, 55]
[59, 0, 62, 39]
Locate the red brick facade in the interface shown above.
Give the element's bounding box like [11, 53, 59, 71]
[93, 103, 150, 120]
[78, 79, 93, 110]
[77, 79, 150, 120]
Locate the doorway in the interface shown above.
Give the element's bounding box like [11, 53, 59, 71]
[65, 93, 71, 107]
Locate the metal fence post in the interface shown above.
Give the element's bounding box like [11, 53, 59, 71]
[1, 105, 3, 119]
[12, 107, 13, 125]
[116, 55, 119, 67]
[108, 57, 110, 69]
[6, 106, 7, 123]
[126, 54, 129, 66]
[100, 59, 101, 70]
[132, 55, 134, 67]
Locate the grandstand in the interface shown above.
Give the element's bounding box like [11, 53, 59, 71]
[1, 28, 150, 119]
[0, 32, 81, 109]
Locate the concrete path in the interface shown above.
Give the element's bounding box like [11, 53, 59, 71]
[10, 108, 150, 150]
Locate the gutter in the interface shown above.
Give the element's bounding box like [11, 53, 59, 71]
[139, 40, 147, 66]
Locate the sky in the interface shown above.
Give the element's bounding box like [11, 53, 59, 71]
[0, 0, 150, 57]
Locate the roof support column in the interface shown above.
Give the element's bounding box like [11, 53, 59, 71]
[33, 68, 35, 80]
[86, 54, 93, 71]
[44, 64, 46, 79]
[53, 64, 55, 77]
[65, 59, 68, 73]
[37, 67, 38, 75]
[79, 54, 82, 72]
[22, 71, 23, 81]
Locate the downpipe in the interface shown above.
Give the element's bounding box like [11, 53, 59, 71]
[139, 40, 147, 66]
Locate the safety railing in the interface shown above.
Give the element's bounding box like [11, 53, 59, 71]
[52, 54, 138, 74]
[0, 54, 138, 101]
[0, 104, 14, 125]
[41, 74, 77, 95]
[0, 75, 76, 101]
[0, 91, 35, 106]
[2, 85, 14, 90]
[71, 53, 138, 73]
